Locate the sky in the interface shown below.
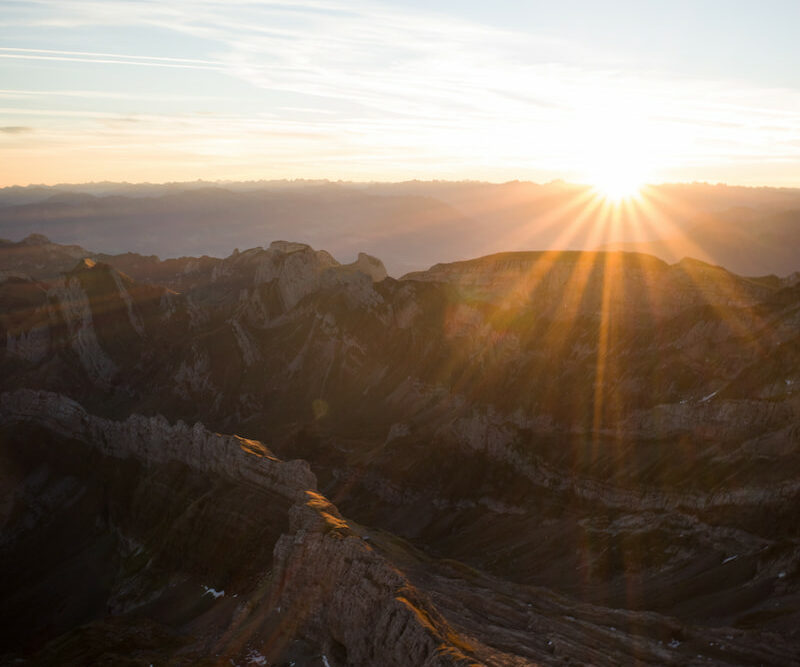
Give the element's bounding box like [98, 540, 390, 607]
[1, 0, 799, 187]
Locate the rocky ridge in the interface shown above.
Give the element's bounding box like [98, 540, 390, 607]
[0, 389, 494, 665]
[0, 389, 315, 501]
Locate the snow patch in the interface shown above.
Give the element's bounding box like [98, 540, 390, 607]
[245, 649, 267, 665]
[385, 422, 410, 443]
[699, 390, 718, 403]
[202, 585, 225, 599]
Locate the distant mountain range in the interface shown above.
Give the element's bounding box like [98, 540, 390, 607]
[2, 180, 799, 276]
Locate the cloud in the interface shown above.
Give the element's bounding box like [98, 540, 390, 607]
[0, 126, 33, 134]
[0, 88, 223, 103]
[2, 0, 800, 185]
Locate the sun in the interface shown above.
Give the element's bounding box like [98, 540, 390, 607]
[591, 170, 645, 202]
[575, 104, 654, 203]
[584, 151, 649, 203]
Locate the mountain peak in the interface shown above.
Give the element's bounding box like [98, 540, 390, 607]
[21, 233, 51, 246]
[347, 252, 388, 282]
[269, 240, 312, 254]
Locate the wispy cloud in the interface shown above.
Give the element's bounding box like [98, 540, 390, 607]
[0, 126, 33, 134]
[0, 47, 225, 71]
[0, 88, 224, 103]
[0, 47, 222, 65]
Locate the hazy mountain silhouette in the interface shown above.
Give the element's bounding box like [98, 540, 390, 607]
[603, 208, 800, 277]
[2, 180, 799, 276]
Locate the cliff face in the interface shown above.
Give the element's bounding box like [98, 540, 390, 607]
[267, 495, 480, 667]
[2, 239, 800, 664]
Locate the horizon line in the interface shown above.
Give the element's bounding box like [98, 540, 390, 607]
[3, 178, 800, 192]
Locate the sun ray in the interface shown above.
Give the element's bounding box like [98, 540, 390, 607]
[640, 187, 773, 352]
[486, 184, 599, 254]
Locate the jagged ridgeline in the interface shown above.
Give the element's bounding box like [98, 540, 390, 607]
[1, 235, 799, 665]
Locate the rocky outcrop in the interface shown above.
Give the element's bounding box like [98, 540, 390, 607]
[5, 324, 49, 363]
[109, 266, 146, 336]
[248, 241, 384, 310]
[344, 252, 388, 282]
[0, 234, 90, 280]
[47, 273, 118, 384]
[268, 493, 478, 666]
[252, 242, 340, 309]
[18, 233, 52, 246]
[269, 240, 315, 255]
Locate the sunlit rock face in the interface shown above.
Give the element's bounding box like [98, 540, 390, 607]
[1, 237, 800, 665]
[47, 272, 118, 385]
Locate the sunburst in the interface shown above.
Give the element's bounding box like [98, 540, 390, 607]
[591, 170, 645, 202]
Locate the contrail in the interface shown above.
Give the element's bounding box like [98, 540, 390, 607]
[0, 46, 223, 65]
[0, 53, 225, 71]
